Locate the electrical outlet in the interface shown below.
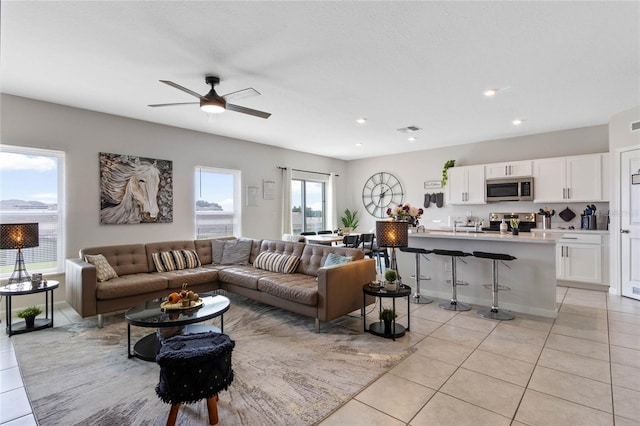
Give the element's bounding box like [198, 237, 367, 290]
[444, 263, 451, 272]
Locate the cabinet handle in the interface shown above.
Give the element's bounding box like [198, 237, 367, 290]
[505, 165, 508, 175]
[509, 165, 512, 175]
[562, 188, 566, 199]
[567, 188, 570, 199]
[621, 229, 630, 234]
[565, 246, 569, 257]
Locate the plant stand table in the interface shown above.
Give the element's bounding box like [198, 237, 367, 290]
[362, 283, 411, 340]
[0, 280, 59, 336]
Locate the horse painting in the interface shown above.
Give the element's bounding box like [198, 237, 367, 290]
[100, 153, 173, 224]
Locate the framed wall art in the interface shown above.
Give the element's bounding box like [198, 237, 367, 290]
[99, 152, 173, 224]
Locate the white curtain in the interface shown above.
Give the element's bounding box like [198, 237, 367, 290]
[327, 173, 338, 231]
[281, 167, 292, 236]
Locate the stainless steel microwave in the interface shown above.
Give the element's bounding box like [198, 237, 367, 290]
[486, 177, 533, 202]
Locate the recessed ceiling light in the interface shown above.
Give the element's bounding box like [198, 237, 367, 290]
[355, 143, 363, 147]
[483, 88, 498, 97]
[512, 118, 523, 125]
[408, 137, 416, 142]
[356, 118, 367, 124]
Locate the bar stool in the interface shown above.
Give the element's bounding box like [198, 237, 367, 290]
[399, 247, 433, 304]
[473, 251, 516, 320]
[433, 249, 472, 311]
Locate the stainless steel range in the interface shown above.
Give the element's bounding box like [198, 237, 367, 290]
[484, 212, 537, 232]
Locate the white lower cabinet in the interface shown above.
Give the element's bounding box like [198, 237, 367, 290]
[556, 234, 602, 284]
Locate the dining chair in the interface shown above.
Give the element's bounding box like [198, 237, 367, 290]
[317, 230, 333, 235]
[300, 231, 317, 236]
[359, 233, 388, 273]
[341, 235, 360, 248]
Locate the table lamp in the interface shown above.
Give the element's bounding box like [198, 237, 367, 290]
[1, 223, 39, 284]
[376, 220, 409, 283]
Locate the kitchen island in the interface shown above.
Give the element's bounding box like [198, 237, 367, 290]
[396, 230, 562, 318]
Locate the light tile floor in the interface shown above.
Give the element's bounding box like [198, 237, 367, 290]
[1, 288, 639, 425]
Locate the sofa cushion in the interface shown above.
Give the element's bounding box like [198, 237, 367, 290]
[145, 241, 197, 272]
[211, 240, 225, 264]
[81, 244, 149, 276]
[324, 252, 353, 266]
[257, 274, 318, 306]
[154, 268, 219, 289]
[96, 273, 168, 300]
[84, 254, 119, 282]
[182, 249, 201, 269]
[221, 239, 253, 265]
[253, 252, 301, 274]
[217, 265, 282, 290]
[298, 245, 365, 276]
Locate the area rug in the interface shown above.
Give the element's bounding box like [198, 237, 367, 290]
[12, 294, 413, 425]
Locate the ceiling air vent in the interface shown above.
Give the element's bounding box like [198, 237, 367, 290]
[631, 121, 640, 131]
[397, 125, 422, 133]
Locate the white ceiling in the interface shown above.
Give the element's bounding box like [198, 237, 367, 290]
[1, 1, 638, 161]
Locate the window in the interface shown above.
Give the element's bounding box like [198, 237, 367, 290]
[195, 167, 241, 239]
[291, 177, 326, 234]
[0, 145, 65, 277]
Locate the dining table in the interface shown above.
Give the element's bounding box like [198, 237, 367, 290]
[303, 234, 345, 245]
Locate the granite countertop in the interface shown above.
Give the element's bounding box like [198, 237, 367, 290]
[530, 228, 610, 235]
[409, 229, 561, 244]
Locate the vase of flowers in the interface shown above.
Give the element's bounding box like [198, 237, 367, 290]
[386, 203, 423, 226]
[510, 218, 520, 235]
[17, 305, 43, 329]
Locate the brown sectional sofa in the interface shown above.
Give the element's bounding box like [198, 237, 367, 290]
[65, 237, 376, 331]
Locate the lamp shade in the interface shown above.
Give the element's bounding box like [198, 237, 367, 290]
[376, 221, 409, 248]
[0, 223, 39, 249]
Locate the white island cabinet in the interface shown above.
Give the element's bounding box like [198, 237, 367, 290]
[447, 165, 486, 204]
[555, 233, 602, 284]
[400, 231, 560, 318]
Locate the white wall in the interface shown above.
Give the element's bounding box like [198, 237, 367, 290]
[608, 105, 640, 294]
[0, 94, 349, 259]
[347, 125, 609, 233]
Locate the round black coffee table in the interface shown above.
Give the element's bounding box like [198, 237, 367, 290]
[362, 283, 411, 340]
[125, 293, 230, 361]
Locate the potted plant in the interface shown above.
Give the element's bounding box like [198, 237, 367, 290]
[340, 208, 359, 234]
[17, 305, 43, 328]
[384, 269, 398, 291]
[441, 160, 456, 187]
[510, 218, 520, 235]
[379, 307, 398, 334]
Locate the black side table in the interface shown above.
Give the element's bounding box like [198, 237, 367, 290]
[0, 280, 59, 336]
[363, 283, 411, 340]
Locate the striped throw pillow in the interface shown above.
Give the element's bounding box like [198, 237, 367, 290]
[171, 250, 186, 270]
[152, 251, 176, 272]
[182, 249, 201, 269]
[253, 251, 300, 274]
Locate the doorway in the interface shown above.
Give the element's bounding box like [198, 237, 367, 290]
[621, 147, 640, 300]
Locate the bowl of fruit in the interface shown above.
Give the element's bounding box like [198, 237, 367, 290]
[161, 283, 202, 310]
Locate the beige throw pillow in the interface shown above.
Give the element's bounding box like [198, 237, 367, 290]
[85, 254, 118, 282]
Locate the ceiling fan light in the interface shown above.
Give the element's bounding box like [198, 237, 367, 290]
[200, 99, 226, 113]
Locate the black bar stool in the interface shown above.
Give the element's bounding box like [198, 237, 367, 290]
[473, 251, 516, 320]
[399, 247, 433, 304]
[433, 249, 472, 311]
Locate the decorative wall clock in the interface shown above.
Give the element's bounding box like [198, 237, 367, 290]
[362, 172, 404, 218]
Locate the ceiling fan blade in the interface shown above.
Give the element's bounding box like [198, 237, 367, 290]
[148, 102, 199, 107]
[222, 87, 260, 102]
[226, 103, 271, 119]
[159, 80, 203, 99]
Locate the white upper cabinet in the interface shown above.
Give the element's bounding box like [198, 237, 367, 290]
[447, 165, 486, 204]
[533, 153, 605, 203]
[485, 160, 532, 179]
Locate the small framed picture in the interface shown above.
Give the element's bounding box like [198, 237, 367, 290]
[632, 173, 640, 185]
[424, 180, 442, 189]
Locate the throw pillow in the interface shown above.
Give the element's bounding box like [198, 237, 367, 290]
[253, 251, 301, 274]
[324, 252, 353, 267]
[221, 238, 253, 265]
[152, 251, 179, 272]
[182, 249, 201, 269]
[211, 240, 226, 264]
[85, 254, 118, 282]
[171, 250, 187, 270]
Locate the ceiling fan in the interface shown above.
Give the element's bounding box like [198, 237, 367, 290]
[148, 76, 271, 119]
